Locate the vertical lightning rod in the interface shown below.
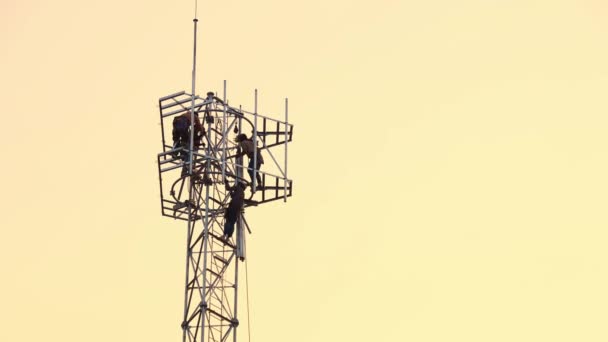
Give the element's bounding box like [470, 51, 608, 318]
[183, 14, 199, 342]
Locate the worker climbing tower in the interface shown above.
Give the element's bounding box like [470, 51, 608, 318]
[155, 13, 293, 342]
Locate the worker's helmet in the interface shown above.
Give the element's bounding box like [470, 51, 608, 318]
[235, 133, 247, 142]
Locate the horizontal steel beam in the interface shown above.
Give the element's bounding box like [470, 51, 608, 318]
[158, 90, 186, 102]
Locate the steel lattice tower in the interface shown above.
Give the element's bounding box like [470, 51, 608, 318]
[156, 18, 293, 341]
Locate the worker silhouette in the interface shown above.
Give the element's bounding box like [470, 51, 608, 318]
[222, 180, 246, 241]
[235, 133, 264, 191]
[172, 110, 204, 161]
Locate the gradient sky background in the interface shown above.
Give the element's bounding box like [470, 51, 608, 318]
[1, 0, 608, 341]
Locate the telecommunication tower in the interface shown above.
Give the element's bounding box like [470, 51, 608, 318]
[156, 13, 293, 342]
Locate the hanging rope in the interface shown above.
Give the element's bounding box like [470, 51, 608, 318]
[245, 240, 252, 342]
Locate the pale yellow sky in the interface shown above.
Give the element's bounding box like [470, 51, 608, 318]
[1, 0, 608, 341]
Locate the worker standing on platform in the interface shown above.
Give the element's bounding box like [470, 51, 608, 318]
[235, 133, 264, 191]
[172, 110, 205, 177]
[172, 110, 204, 161]
[222, 180, 246, 241]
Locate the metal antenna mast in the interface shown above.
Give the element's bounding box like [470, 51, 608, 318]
[156, 7, 294, 341]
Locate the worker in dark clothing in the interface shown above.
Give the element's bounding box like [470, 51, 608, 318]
[235, 133, 264, 191]
[173, 110, 205, 177]
[222, 180, 246, 241]
[172, 110, 204, 161]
